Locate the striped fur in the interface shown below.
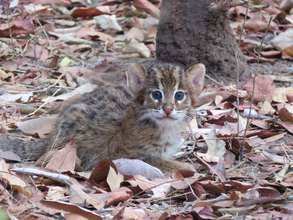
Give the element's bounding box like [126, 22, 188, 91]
[0, 62, 205, 171]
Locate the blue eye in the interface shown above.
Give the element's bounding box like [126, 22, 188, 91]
[175, 91, 185, 101]
[151, 90, 163, 100]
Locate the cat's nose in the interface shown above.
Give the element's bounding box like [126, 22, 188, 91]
[163, 106, 173, 116]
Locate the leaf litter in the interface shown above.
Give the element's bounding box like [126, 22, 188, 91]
[0, 0, 293, 219]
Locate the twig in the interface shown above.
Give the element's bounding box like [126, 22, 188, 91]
[235, 1, 248, 160]
[10, 167, 71, 185]
[23, 73, 65, 118]
[193, 153, 226, 182]
[241, 16, 273, 148]
[205, 73, 224, 87]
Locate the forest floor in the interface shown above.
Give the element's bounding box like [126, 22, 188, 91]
[0, 0, 292, 219]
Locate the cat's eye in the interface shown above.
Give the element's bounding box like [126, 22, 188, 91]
[174, 91, 185, 101]
[151, 90, 163, 101]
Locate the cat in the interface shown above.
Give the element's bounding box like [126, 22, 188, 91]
[0, 62, 206, 172]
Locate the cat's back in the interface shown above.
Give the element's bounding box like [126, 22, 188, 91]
[51, 80, 134, 158]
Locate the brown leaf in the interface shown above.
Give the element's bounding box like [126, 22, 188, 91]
[244, 75, 275, 102]
[112, 207, 147, 220]
[89, 160, 115, 185]
[273, 87, 293, 103]
[279, 105, 293, 123]
[0, 20, 35, 37]
[16, 115, 57, 138]
[260, 50, 281, 58]
[244, 14, 277, 32]
[278, 120, 293, 134]
[0, 160, 31, 196]
[133, 0, 160, 18]
[282, 45, 293, 59]
[31, 0, 70, 5]
[45, 140, 77, 172]
[41, 200, 102, 220]
[72, 7, 108, 18]
[236, 187, 283, 206]
[105, 187, 132, 206]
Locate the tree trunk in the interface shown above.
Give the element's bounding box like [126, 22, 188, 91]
[156, 0, 247, 83]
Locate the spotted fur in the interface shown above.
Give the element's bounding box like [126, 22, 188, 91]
[0, 62, 205, 171]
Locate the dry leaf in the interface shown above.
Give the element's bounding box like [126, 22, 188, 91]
[106, 166, 124, 192]
[133, 0, 160, 18]
[16, 115, 57, 138]
[43, 83, 97, 102]
[271, 29, 293, 51]
[0, 160, 30, 196]
[46, 140, 77, 172]
[197, 130, 226, 163]
[94, 15, 122, 31]
[0, 92, 33, 102]
[41, 200, 102, 220]
[113, 158, 164, 179]
[279, 105, 293, 122]
[72, 7, 107, 18]
[244, 75, 275, 102]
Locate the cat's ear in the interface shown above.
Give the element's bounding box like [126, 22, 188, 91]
[126, 63, 146, 93]
[185, 63, 206, 106]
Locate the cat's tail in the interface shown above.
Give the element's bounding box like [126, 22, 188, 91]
[0, 135, 49, 162]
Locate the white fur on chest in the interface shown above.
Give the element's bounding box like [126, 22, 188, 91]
[157, 120, 186, 160]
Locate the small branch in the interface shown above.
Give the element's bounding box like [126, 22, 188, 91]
[10, 167, 71, 185]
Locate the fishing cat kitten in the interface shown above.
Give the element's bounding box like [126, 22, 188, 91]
[0, 62, 206, 171]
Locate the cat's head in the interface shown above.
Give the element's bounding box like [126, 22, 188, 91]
[127, 62, 205, 123]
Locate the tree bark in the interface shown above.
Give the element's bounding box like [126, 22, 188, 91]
[156, 0, 247, 82]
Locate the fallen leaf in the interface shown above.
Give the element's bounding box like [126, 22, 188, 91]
[279, 104, 293, 122]
[72, 7, 107, 18]
[133, 0, 160, 18]
[260, 50, 281, 58]
[244, 14, 277, 32]
[94, 15, 122, 31]
[273, 87, 293, 103]
[0, 19, 35, 37]
[16, 115, 57, 138]
[24, 4, 49, 14]
[244, 75, 275, 102]
[259, 100, 275, 115]
[89, 160, 114, 185]
[112, 207, 148, 220]
[31, 0, 70, 5]
[278, 120, 293, 134]
[0, 160, 30, 196]
[0, 92, 33, 103]
[41, 200, 102, 220]
[105, 187, 133, 206]
[106, 166, 124, 192]
[282, 45, 293, 59]
[46, 186, 67, 201]
[262, 150, 290, 164]
[124, 39, 151, 58]
[113, 158, 164, 180]
[46, 140, 77, 172]
[64, 213, 89, 220]
[43, 83, 97, 102]
[197, 129, 226, 163]
[271, 29, 293, 51]
[125, 27, 145, 42]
